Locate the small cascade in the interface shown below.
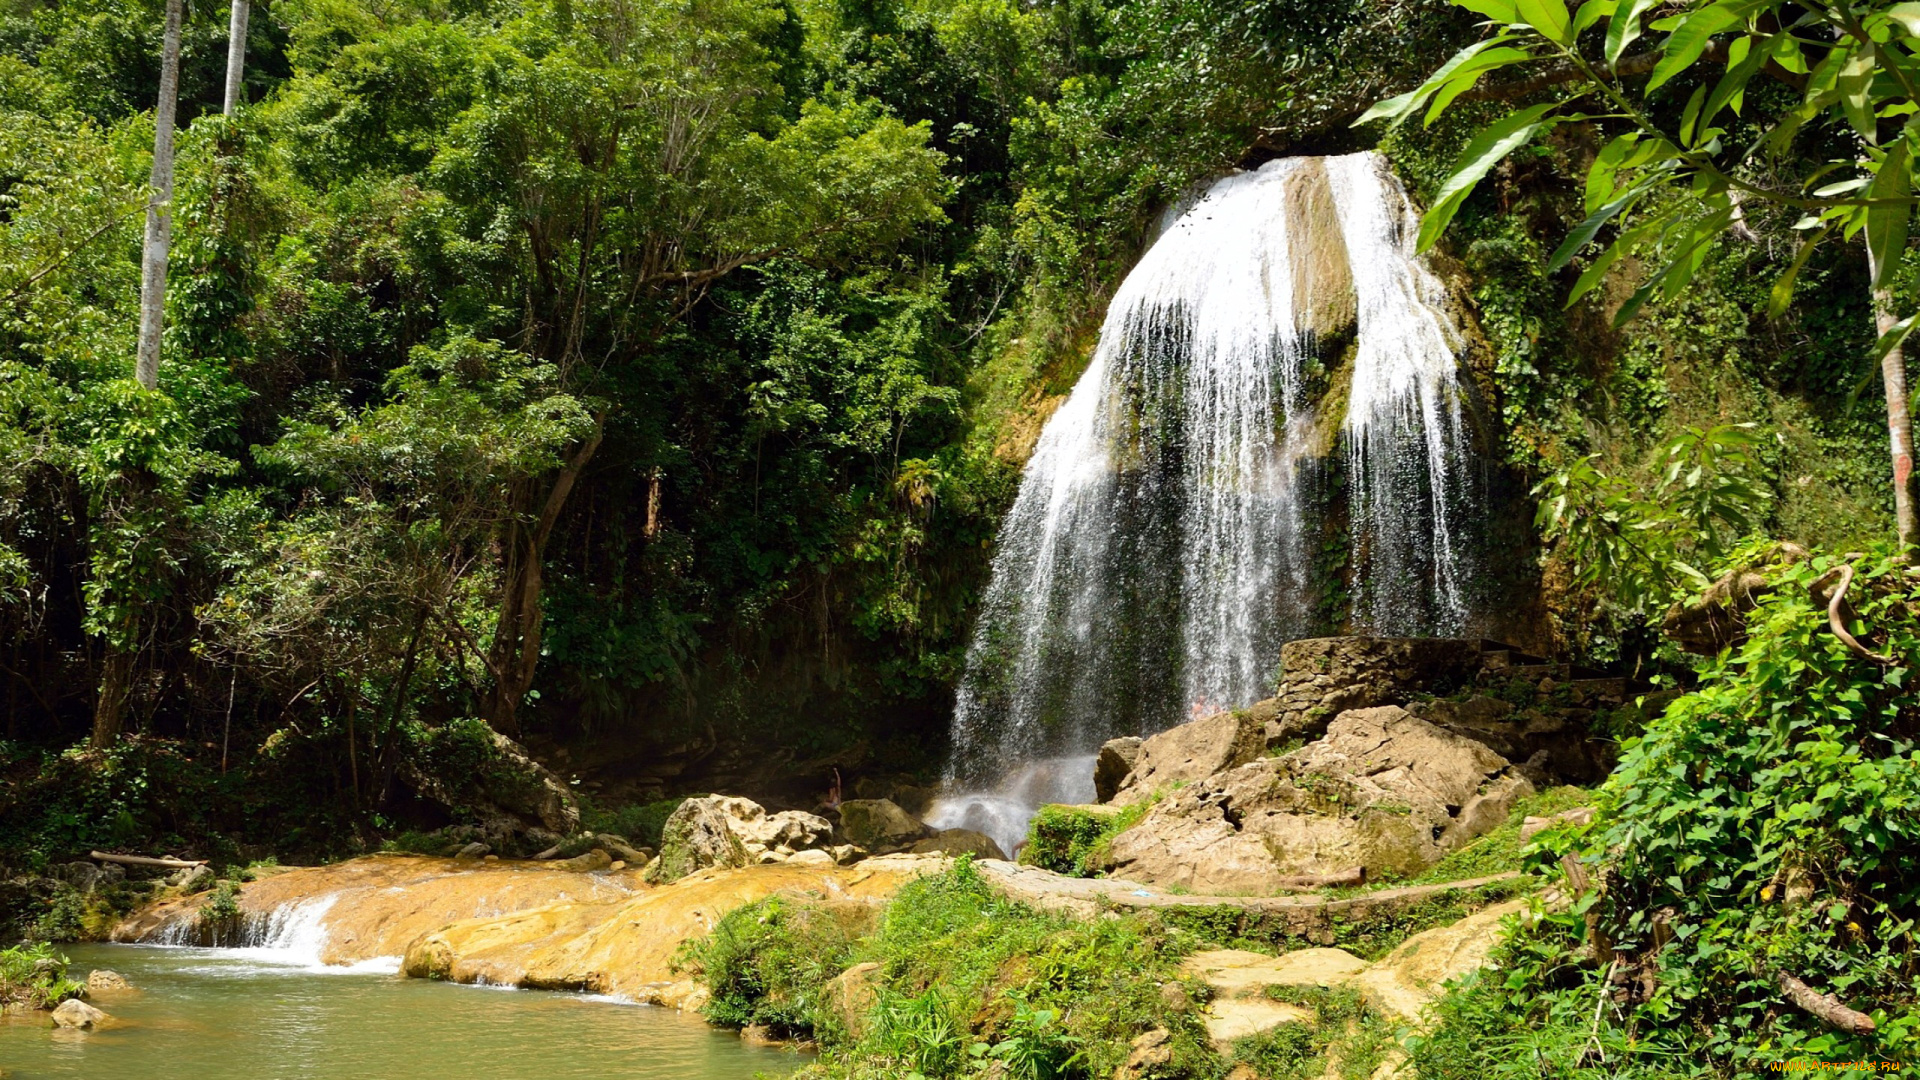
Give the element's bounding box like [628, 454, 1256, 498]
[941, 151, 1481, 843]
[148, 894, 398, 974]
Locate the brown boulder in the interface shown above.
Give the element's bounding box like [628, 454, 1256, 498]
[825, 961, 883, 1039]
[1094, 737, 1143, 804]
[646, 797, 752, 883]
[51, 999, 106, 1029]
[1112, 708, 1267, 805]
[1105, 707, 1530, 891]
[836, 799, 931, 853]
[909, 828, 1007, 861]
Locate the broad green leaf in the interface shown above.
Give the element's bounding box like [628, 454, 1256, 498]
[1890, 2, 1920, 38]
[1550, 181, 1651, 270]
[1454, 0, 1520, 22]
[1607, 0, 1659, 66]
[1649, 0, 1765, 91]
[1574, 0, 1615, 35]
[1516, 0, 1572, 42]
[1417, 103, 1560, 252]
[1866, 137, 1913, 288]
[1839, 41, 1879, 138]
[1702, 32, 1770, 126]
[1767, 224, 1830, 318]
[1586, 132, 1639, 211]
[1425, 47, 1539, 125]
[1354, 38, 1511, 126]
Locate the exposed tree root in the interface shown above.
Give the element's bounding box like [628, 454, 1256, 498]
[1809, 563, 1893, 665]
[1777, 972, 1877, 1035]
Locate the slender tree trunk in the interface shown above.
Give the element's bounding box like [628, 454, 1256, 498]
[92, 645, 135, 749]
[485, 422, 604, 735]
[222, 0, 249, 115]
[1870, 248, 1919, 552]
[135, 0, 182, 390]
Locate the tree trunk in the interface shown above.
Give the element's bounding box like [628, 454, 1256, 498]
[92, 645, 135, 749]
[222, 0, 249, 115]
[485, 422, 604, 735]
[1870, 250, 1919, 552]
[134, 0, 183, 390]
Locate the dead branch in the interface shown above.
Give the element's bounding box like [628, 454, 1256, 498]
[1777, 972, 1877, 1034]
[91, 851, 206, 869]
[1809, 563, 1893, 664]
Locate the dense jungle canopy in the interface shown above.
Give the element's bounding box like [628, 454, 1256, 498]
[0, 0, 1911, 923]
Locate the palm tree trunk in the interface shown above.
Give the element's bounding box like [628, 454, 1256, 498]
[223, 0, 248, 115]
[134, 0, 183, 390]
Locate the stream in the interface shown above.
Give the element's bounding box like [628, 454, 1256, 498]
[0, 943, 804, 1079]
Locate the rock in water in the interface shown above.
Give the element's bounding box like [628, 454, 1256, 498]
[1093, 737, 1142, 804]
[85, 970, 130, 992]
[456, 842, 490, 859]
[556, 848, 613, 873]
[835, 800, 930, 853]
[647, 797, 751, 883]
[908, 828, 1007, 861]
[50, 999, 107, 1029]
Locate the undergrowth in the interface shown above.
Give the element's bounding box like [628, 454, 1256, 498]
[1020, 800, 1153, 878]
[0, 943, 84, 1009]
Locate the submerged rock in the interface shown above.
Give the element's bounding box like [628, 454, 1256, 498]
[50, 999, 106, 1029]
[85, 970, 130, 992]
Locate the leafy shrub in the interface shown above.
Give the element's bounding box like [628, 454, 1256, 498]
[32, 884, 85, 943]
[199, 879, 242, 929]
[0, 943, 85, 1009]
[682, 894, 872, 1036]
[1419, 546, 1920, 1072]
[1019, 801, 1149, 877]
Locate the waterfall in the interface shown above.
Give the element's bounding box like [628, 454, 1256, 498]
[1328, 154, 1476, 634]
[929, 151, 1478, 851]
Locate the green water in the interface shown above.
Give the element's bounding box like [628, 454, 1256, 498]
[0, 944, 804, 1080]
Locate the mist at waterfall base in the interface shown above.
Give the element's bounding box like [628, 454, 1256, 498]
[926, 153, 1479, 856]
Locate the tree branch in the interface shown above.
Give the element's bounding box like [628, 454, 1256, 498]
[1777, 971, 1877, 1035]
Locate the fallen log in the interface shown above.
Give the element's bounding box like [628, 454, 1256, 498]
[1777, 972, 1877, 1035]
[91, 851, 207, 870]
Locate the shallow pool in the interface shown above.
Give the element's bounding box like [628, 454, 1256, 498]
[0, 942, 803, 1080]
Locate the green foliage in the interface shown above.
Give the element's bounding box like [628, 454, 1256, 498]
[1018, 802, 1149, 877]
[579, 797, 685, 849]
[31, 885, 86, 943]
[198, 879, 242, 928]
[1411, 785, 1594, 885]
[692, 859, 1218, 1079]
[1367, 0, 1920, 321]
[1158, 880, 1526, 961]
[0, 943, 85, 1010]
[1534, 424, 1770, 621]
[683, 894, 872, 1036]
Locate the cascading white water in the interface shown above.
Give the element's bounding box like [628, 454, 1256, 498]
[1328, 154, 1476, 633]
[149, 893, 400, 974]
[931, 151, 1481, 847]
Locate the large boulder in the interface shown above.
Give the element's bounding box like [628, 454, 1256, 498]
[835, 799, 931, 853]
[1104, 706, 1532, 892]
[1093, 737, 1143, 804]
[1111, 708, 1267, 806]
[1265, 637, 1486, 744]
[646, 797, 752, 883]
[401, 728, 580, 837]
